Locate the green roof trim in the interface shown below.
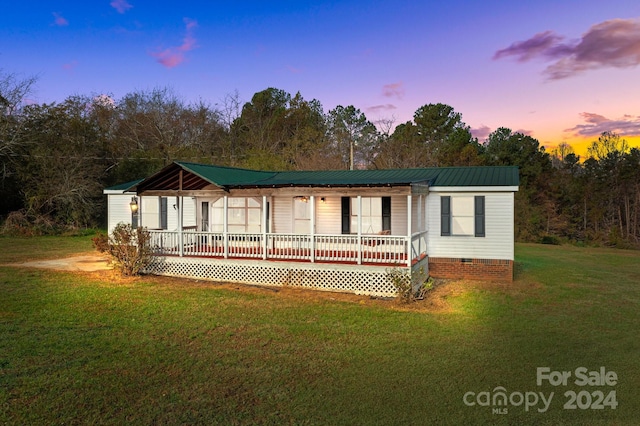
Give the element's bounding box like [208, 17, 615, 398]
[125, 162, 519, 192]
[104, 179, 144, 192]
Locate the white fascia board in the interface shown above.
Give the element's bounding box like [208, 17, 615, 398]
[103, 189, 137, 195]
[428, 186, 519, 192]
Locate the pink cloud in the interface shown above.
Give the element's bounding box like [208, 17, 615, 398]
[62, 60, 78, 72]
[382, 82, 404, 100]
[565, 112, 640, 137]
[494, 18, 640, 79]
[150, 18, 199, 68]
[52, 12, 68, 27]
[110, 0, 133, 14]
[470, 125, 492, 142]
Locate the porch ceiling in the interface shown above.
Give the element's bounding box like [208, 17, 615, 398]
[136, 163, 215, 193]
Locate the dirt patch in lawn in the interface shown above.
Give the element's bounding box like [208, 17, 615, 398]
[6, 253, 112, 272]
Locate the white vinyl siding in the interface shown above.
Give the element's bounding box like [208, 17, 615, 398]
[315, 197, 341, 234]
[107, 194, 194, 234]
[107, 194, 135, 233]
[391, 196, 407, 236]
[428, 191, 514, 260]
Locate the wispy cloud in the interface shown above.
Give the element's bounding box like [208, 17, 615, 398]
[493, 18, 640, 79]
[150, 18, 199, 68]
[52, 12, 69, 27]
[366, 104, 397, 114]
[566, 112, 640, 137]
[382, 82, 404, 100]
[110, 0, 133, 14]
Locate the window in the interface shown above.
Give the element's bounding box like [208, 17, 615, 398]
[441, 195, 485, 237]
[160, 197, 168, 230]
[346, 197, 391, 234]
[211, 197, 262, 233]
[201, 201, 209, 231]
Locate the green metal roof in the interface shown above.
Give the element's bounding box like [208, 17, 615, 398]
[114, 161, 519, 193]
[172, 162, 519, 189]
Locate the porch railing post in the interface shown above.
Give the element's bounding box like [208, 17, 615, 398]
[262, 195, 268, 260]
[310, 196, 315, 262]
[357, 196, 362, 265]
[223, 195, 228, 259]
[407, 194, 412, 267]
[178, 196, 184, 257]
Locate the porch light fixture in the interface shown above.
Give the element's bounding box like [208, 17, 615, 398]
[129, 197, 139, 213]
[320, 197, 326, 203]
[295, 196, 309, 203]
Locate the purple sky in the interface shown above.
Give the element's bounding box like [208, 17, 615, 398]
[2, 1, 640, 154]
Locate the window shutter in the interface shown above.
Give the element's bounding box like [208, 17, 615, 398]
[382, 197, 391, 231]
[160, 197, 168, 230]
[441, 196, 451, 236]
[341, 197, 351, 234]
[475, 196, 485, 237]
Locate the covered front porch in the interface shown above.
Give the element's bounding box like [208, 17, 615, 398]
[131, 162, 431, 296]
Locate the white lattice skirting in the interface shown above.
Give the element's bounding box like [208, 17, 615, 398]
[144, 256, 408, 297]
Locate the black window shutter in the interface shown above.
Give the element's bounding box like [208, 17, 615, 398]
[382, 197, 391, 231]
[441, 196, 451, 236]
[475, 196, 485, 237]
[341, 197, 351, 234]
[160, 197, 168, 229]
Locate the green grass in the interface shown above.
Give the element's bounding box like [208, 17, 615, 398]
[1, 238, 639, 425]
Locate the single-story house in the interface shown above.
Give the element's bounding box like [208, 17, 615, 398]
[104, 162, 519, 297]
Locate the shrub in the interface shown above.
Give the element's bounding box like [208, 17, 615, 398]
[386, 266, 432, 303]
[540, 235, 560, 245]
[107, 223, 153, 276]
[92, 232, 110, 253]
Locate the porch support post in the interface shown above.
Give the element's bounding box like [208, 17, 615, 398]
[223, 195, 229, 259]
[417, 194, 423, 258]
[310, 196, 315, 263]
[417, 194, 423, 231]
[407, 194, 412, 267]
[178, 170, 184, 257]
[357, 195, 362, 265]
[262, 195, 268, 260]
[178, 196, 184, 257]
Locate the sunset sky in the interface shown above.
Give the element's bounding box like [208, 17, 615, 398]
[2, 1, 640, 156]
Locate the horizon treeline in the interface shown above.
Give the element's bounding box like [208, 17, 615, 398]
[1, 72, 639, 247]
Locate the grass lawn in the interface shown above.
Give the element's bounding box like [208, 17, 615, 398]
[1, 236, 639, 425]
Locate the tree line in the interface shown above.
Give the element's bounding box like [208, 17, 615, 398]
[1, 70, 639, 247]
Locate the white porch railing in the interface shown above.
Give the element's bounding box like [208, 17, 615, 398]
[148, 230, 416, 266]
[411, 230, 428, 264]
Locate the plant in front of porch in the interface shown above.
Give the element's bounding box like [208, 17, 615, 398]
[386, 266, 432, 303]
[107, 223, 153, 276]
